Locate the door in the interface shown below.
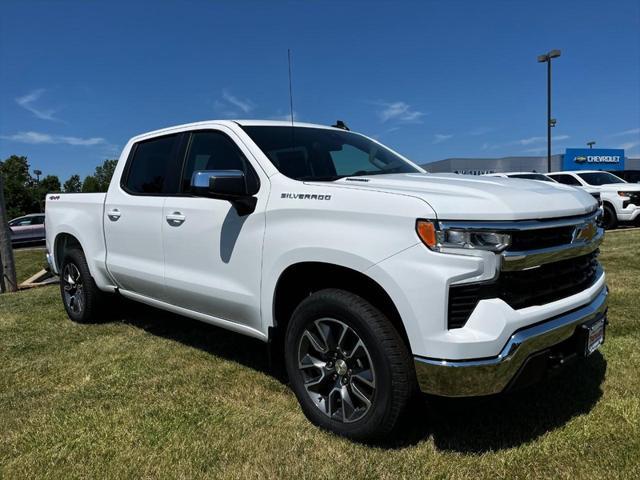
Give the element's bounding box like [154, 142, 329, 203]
[162, 128, 267, 331]
[29, 214, 46, 242]
[104, 132, 184, 300]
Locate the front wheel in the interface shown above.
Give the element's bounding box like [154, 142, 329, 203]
[284, 289, 415, 442]
[602, 204, 618, 230]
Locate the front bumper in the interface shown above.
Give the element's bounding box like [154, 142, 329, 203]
[414, 285, 608, 397]
[617, 204, 640, 222]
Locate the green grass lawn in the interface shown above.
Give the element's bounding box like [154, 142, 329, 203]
[13, 247, 47, 284]
[1, 232, 639, 479]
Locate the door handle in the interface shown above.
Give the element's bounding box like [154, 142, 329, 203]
[107, 209, 121, 221]
[166, 211, 186, 226]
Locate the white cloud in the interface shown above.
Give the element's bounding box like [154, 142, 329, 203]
[469, 126, 495, 136]
[370, 126, 401, 139]
[610, 128, 640, 137]
[220, 90, 255, 114]
[618, 141, 640, 151]
[433, 133, 453, 144]
[15, 89, 61, 121]
[516, 134, 569, 146]
[60, 136, 106, 146]
[270, 111, 299, 121]
[481, 134, 569, 152]
[522, 147, 548, 154]
[517, 136, 546, 145]
[1, 131, 106, 146]
[376, 101, 425, 123]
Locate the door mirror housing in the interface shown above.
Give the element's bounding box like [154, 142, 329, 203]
[191, 170, 248, 197]
[190, 170, 257, 215]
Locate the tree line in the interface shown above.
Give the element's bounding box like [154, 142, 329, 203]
[0, 155, 117, 219]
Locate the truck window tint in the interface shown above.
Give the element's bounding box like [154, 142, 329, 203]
[550, 174, 581, 186]
[182, 131, 258, 192]
[125, 134, 181, 194]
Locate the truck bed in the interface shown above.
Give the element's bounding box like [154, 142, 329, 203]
[45, 193, 108, 281]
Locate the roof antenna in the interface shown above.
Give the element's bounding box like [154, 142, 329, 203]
[287, 49, 295, 128]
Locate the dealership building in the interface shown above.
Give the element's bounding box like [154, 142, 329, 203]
[422, 148, 639, 175]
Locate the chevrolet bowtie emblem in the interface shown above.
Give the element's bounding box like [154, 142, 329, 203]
[573, 221, 597, 243]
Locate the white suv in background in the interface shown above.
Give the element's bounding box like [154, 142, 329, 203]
[548, 170, 640, 229]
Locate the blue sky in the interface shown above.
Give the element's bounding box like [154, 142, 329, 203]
[1, 0, 639, 181]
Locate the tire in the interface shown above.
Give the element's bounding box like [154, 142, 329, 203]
[284, 288, 415, 442]
[602, 204, 618, 230]
[59, 247, 107, 323]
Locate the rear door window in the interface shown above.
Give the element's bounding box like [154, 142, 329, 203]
[124, 134, 183, 194]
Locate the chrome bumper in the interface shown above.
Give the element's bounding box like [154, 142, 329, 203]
[414, 285, 608, 397]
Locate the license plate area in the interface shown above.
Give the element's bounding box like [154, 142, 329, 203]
[582, 317, 605, 357]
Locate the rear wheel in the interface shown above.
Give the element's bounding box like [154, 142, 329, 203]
[602, 204, 618, 230]
[60, 248, 107, 323]
[285, 289, 414, 442]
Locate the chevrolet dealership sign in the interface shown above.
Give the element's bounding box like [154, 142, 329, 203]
[563, 148, 625, 171]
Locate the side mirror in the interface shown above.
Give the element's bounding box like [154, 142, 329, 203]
[190, 170, 257, 215]
[191, 170, 249, 197]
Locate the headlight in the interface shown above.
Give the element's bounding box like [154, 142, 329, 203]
[618, 191, 633, 197]
[416, 220, 511, 252]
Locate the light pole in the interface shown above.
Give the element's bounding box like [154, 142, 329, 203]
[587, 141, 596, 149]
[33, 169, 42, 183]
[537, 49, 561, 172]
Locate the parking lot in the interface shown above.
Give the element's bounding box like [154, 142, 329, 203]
[1, 229, 638, 479]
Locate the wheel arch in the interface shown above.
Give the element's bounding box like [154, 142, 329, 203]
[269, 262, 411, 361]
[54, 232, 83, 272]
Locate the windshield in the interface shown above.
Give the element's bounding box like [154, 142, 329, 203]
[577, 172, 626, 186]
[509, 173, 555, 182]
[241, 126, 420, 181]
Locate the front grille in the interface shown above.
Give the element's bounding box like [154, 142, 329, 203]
[448, 251, 600, 329]
[508, 226, 575, 251]
[500, 252, 599, 308]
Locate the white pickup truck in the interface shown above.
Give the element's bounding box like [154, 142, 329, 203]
[548, 170, 640, 229]
[45, 120, 608, 441]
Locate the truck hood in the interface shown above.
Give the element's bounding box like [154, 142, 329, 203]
[329, 173, 598, 220]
